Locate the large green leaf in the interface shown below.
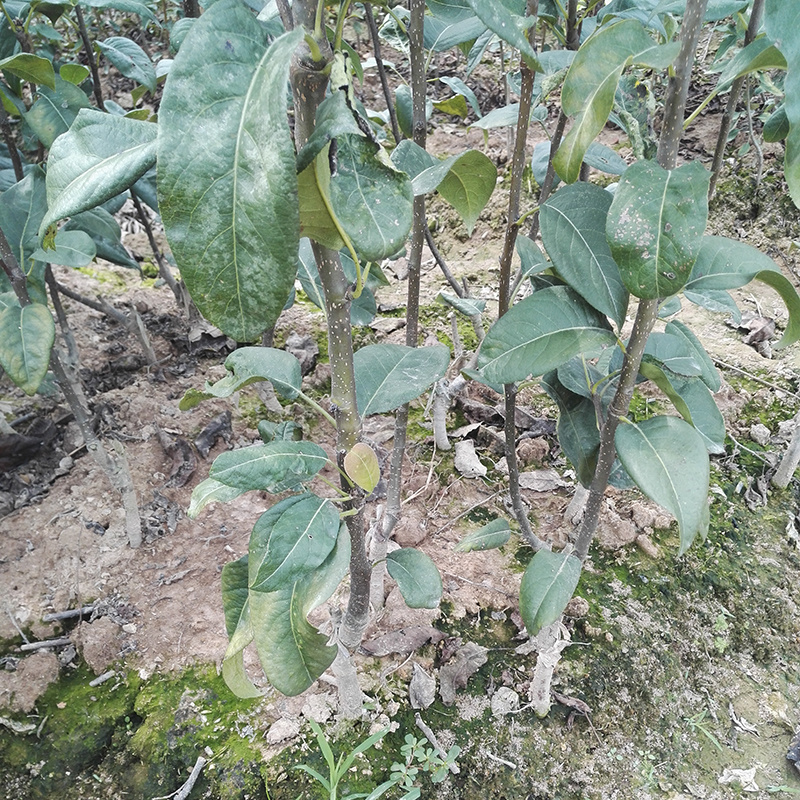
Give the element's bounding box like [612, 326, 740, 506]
[540, 182, 628, 328]
[685, 235, 800, 348]
[0, 53, 55, 88]
[220, 555, 262, 698]
[386, 548, 442, 609]
[464, 0, 542, 72]
[474, 286, 616, 386]
[96, 37, 156, 94]
[765, 0, 800, 208]
[324, 134, 413, 261]
[249, 583, 337, 696]
[0, 167, 48, 303]
[42, 109, 157, 232]
[249, 493, 340, 593]
[642, 331, 702, 376]
[158, 6, 303, 342]
[30, 230, 95, 267]
[179, 346, 302, 411]
[24, 77, 91, 148]
[354, 343, 450, 416]
[519, 549, 582, 635]
[0, 301, 55, 395]
[553, 20, 679, 183]
[454, 518, 511, 553]
[607, 160, 709, 300]
[541, 370, 600, 488]
[209, 441, 329, 492]
[615, 416, 709, 554]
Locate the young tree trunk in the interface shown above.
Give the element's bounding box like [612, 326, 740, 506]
[290, 3, 369, 680]
[574, 0, 710, 561]
[497, 0, 546, 552]
[372, 0, 428, 608]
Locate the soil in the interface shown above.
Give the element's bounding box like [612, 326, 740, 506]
[2, 33, 800, 800]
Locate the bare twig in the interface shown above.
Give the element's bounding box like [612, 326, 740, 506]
[20, 637, 72, 651]
[364, 3, 400, 142]
[89, 670, 116, 687]
[75, 5, 104, 108]
[42, 605, 97, 623]
[150, 756, 208, 800]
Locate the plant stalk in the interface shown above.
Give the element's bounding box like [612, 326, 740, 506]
[364, 2, 400, 143]
[575, 0, 709, 561]
[0, 106, 23, 182]
[498, 0, 545, 551]
[75, 5, 104, 108]
[708, 0, 764, 200]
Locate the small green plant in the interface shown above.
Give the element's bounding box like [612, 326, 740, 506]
[294, 720, 389, 800]
[296, 722, 460, 800]
[685, 709, 725, 754]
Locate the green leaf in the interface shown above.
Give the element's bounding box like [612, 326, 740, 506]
[258, 420, 302, 444]
[42, 109, 157, 232]
[615, 416, 709, 554]
[541, 370, 600, 488]
[519, 549, 582, 635]
[354, 343, 450, 416]
[343, 442, 381, 494]
[553, 20, 679, 183]
[437, 149, 496, 234]
[0, 167, 47, 288]
[474, 286, 616, 386]
[0, 53, 55, 88]
[187, 477, 246, 519]
[433, 94, 469, 118]
[0, 302, 55, 395]
[712, 37, 786, 93]
[386, 548, 443, 609]
[454, 518, 511, 552]
[469, 103, 520, 130]
[220, 555, 262, 698]
[96, 37, 156, 94]
[607, 160, 709, 299]
[249, 583, 337, 696]
[63, 208, 138, 269]
[437, 291, 486, 317]
[209, 441, 329, 492]
[25, 77, 91, 148]
[249, 494, 340, 593]
[685, 236, 800, 347]
[765, 1, 800, 208]
[30, 230, 95, 267]
[325, 134, 413, 261]
[297, 156, 345, 251]
[158, 8, 303, 342]
[296, 89, 366, 174]
[642, 331, 702, 376]
[763, 104, 789, 143]
[464, 0, 542, 72]
[663, 319, 720, 391]
[80, 0, 159, 26]
[179, 346, 303, 412]
[516, 236, 549, 278]
[540, 182, 628, 328]
[59, 63, 90, 85]
[439, 75, 481, 117]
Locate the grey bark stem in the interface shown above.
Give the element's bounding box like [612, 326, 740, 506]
[374, 0, 428, 606]
[0, 106, 23, 182]
[290, 10, 369, 652]
[497, 0, 545, 551]
[708, 0, 764, 200]
[76, 5, 104, 108]
[364, 2, 400, 143]
[575, 0, 708, 561]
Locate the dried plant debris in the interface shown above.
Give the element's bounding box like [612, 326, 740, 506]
[439, 641, 488, 706]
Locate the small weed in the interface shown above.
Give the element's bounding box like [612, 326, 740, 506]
[685, 709, 725, 754]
